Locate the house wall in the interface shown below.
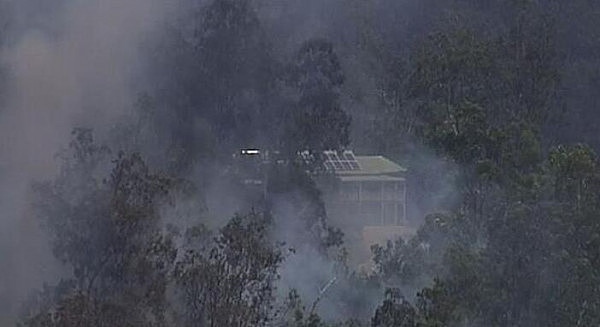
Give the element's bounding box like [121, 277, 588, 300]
[327, 179, 407, 228]
[323, 178, 408, 266]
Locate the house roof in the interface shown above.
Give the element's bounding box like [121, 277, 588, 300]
[339, 175, 405, 182]
[322, 150, 407, 178]
[350, 156, 407, 176]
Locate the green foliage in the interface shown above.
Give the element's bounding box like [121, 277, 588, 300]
[284, 38, 351, 157]
[410, 28, 495, 114]
[371, 289, 417, 327]
[150, 0, 278, 163]
[415, 279, 459, 327]
[24, 129, 179, 326]
[23, 130, 289, 327]
[16, 1, 600, 327]
[276, 289, 326, 327]
[267, 164, 344, 250]
[174, 211, 283, 327]
[369, 144, 600, 326]
[196, 0, 274, 147]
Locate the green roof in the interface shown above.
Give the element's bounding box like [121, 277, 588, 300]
[337, 156, 407, 176]
[339, 175, 405, 182]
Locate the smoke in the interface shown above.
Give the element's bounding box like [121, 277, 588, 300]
[0, 0, 176, 323]
[0, 0, 463, 324]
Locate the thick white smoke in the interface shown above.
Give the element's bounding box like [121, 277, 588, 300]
[0, 0, 176, 323]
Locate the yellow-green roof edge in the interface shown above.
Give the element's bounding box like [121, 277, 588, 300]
[337, 155, 407, 176]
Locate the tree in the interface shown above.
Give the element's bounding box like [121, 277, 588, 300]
[284, 38, 351, 158]
[197, 0, 275, 145]
[174, 211, 284, 327]
[23, 129, 179, 326]
[536, 145, 600, 326]
[274, 289, 325, 327]
[415, 279, 460, 327]
[371, 289, 417, 327]
[266, 164, 344, 251]
[148, 0, 279, 169]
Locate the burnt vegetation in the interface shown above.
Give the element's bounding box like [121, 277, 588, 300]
[6, 0, 600, 326]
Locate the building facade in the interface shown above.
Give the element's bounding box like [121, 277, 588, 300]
[318, 150, 413, 265]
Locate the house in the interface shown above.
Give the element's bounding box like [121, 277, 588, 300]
[234, 148, 415, 264]
[318, 150, 415, 264]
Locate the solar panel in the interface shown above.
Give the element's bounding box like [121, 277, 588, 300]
[341, 161, 353, 170]
[343, 152, 355, 161]
[323, 150, 361, 172]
